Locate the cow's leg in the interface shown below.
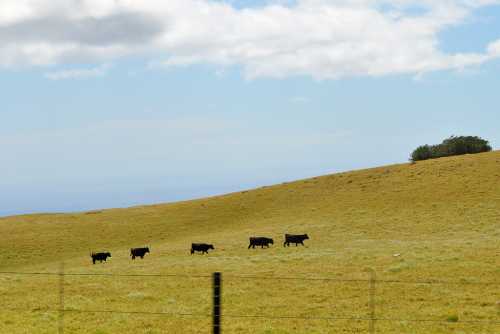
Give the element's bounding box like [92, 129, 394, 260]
[92, 259, 95, 264]
[141, 255, 144, 259]
[248, 244, 252, 249]
[132, 255, 135, 260]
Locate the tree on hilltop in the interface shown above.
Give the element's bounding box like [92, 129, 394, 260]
[411, 136, 492, 162]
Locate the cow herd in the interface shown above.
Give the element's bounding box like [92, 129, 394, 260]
[90, 233, 309, 264]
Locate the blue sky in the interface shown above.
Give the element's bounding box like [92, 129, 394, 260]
[1, 0, 499, 216]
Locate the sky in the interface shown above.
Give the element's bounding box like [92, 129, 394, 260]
[1, 0, 499, 216]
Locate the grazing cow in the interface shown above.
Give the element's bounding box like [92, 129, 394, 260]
[130, 247, 150, 260]
[191, 243, 214, 254]
[248, 237, 274, 249]
[91, 252, 111, 264]
[284, 234, 309, 247]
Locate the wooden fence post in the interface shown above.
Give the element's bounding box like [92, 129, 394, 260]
[369, 268, 376, 334]
[213, 272, 222, 334]
[58, 262, 65, 334]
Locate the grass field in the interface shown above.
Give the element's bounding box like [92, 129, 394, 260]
[0, 151, 499, 333]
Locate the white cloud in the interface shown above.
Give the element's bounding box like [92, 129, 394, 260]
[1, 0, 500, 79]
[487, 39, 500, 56]
[44, 63, 111, 80]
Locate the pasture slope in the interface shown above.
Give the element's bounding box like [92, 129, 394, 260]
[0, 151, 499, 334]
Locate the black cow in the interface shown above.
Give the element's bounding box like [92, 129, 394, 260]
[91, 252, 111, 264]
[248, 237, 274, 249]
[191, 243, 214, 254]
[284, 234, 309, 247]
[130, 247, 150, 260]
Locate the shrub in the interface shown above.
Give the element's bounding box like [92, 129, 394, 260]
[411, 136, 492, 162]
[411, 145, 433, 162]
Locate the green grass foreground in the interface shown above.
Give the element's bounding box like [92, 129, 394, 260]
[1, 152, 499, 333]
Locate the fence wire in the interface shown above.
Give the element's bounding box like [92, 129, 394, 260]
[0, 269, 498, 331]
[1, 271, 498, 285]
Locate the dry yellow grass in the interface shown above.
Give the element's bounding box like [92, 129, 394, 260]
[0, 151, 499, 333]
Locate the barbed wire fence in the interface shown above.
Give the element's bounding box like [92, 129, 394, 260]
[0, 267, 499, 333]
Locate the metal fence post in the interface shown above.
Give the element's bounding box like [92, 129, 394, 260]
[368, 269, 376, 334]
[213, 272, 222, 334]
[58, 262, 65, 334]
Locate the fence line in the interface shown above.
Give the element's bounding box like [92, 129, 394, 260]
[222, 314, 500, 324]
[3, 307, 210, 318]
[1, 271, 498, 285]
[0, 271, 211, 279]
[3, 308, 500, 325]
[1, 268, 499, 333]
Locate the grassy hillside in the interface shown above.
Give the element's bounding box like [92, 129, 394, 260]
[1, 151, 499, 333]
